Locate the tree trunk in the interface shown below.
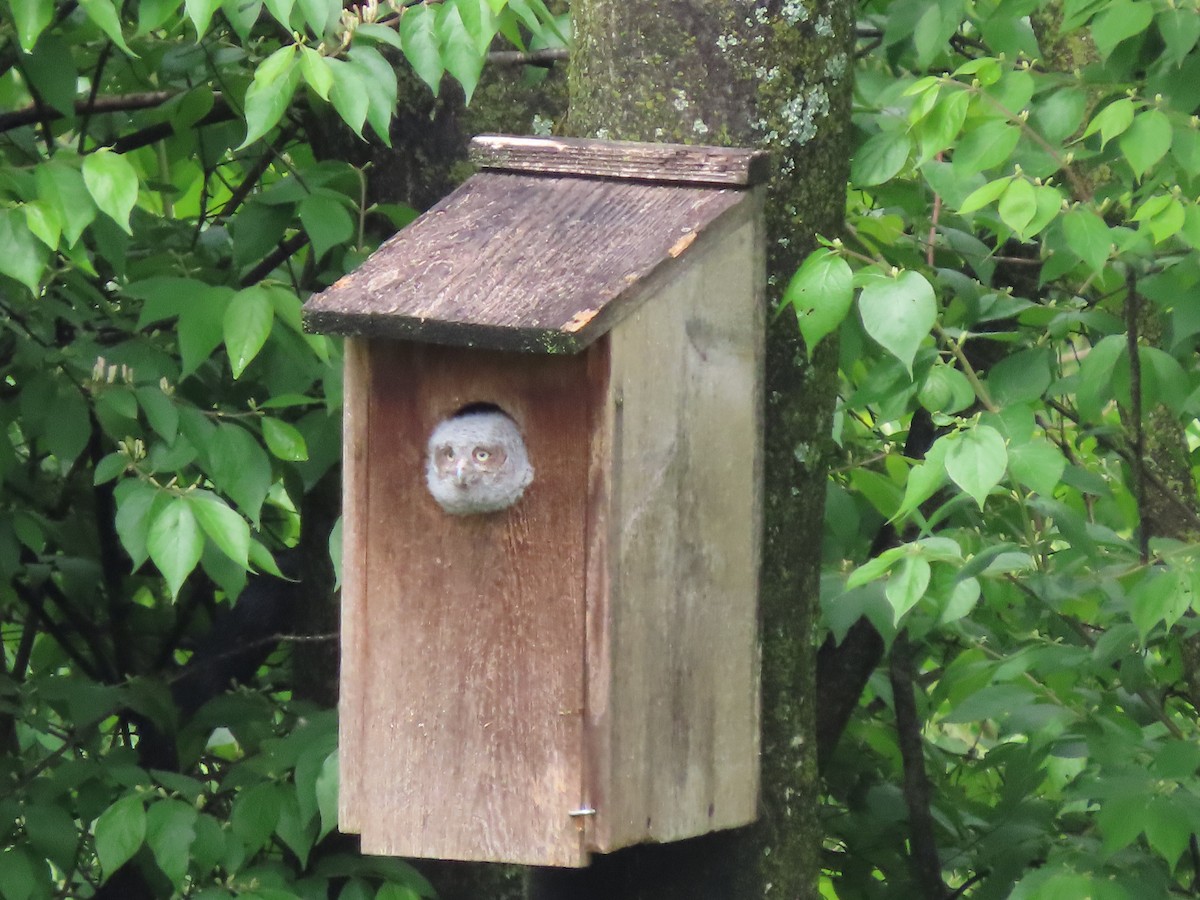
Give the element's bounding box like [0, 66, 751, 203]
[528, 2, 855, 897]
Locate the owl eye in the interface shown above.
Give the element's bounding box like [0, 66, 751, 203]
[473, 447, 491, 463]
[441, 446, 455, 460]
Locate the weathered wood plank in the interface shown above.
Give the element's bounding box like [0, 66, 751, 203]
[469, 134, 770, 187]
[302, 172, 744, 352]
[351, 342, 593, 866]
[585, 190, 764, 851]
[337, 337, 370, 835]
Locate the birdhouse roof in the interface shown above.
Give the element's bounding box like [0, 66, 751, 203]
[302, 135, 768, 353]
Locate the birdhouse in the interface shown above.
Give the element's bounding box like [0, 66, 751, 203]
[302, 134, 766, 867]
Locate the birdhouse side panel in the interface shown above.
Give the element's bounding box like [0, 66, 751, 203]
[586, 193, 765, 851]
[344, 341, 595, 866]
[338, 337, 371, 835]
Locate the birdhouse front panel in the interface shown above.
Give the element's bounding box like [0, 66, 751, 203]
[339, 338, 600, 866]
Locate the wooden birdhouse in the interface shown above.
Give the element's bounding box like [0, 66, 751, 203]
[302, 134, 766, 867]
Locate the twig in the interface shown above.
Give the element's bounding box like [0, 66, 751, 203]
[889, 632, 950, 899]
[1124, 272, 1149, 564]
[0, 91, 180, 134]
[487, 48, 567, 66]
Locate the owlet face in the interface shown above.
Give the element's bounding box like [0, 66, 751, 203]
[424, 410, 534, 515]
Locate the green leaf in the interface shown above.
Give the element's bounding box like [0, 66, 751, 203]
[185, 0, 222, 35]
[24, 803, 80, 871]
[958, 176, 1012, 214]
[1076, 333, 1126, 421]
[1144, 795, 1191, 868]
[9, 0, 54, 51]
[1007, 439, 1066, 498]
[94, 452, 129, 485]
[1081, 97, 1135, 148]
[262, 418, 309, 461]
[944, 424, 1007, 509]
[1158, 8, 1200, 67]
[145, 799, 197, 889]
[1097, 793, 1148, 854]
[952, 120, 1021, 176]
[456, 0, 499, 52]
[44, 381, 90, 464]
[851, 130, 912, 186]
[82, 149, 139, 233]
[298, 0, 336, 34]
[355, 22, 405, 50]
[997, 178, 1037, 237]
[231, 782, 284, 855]
[300, 46, 335, 100]
[224, 284, 275, 379]
[94, 795, 147, 881]
[206, 423, 273, 525]
[148, 497, 204, 598]
[313, 750, 340, 839]
[939, 576, 981, 624]
[1091, 0, 1153, 58]
[886, 554, 931, 624]
[917, 363, 974, 414]
[327, 57, 369, 137]
[917, 88, 970, 161]
[299, 192, 354, 262]
[400, 2, 444, 94]
[36, 161, 97, 246]
[115, 482, 159, 569]
[23, 201, 61, 250]
[241, 45, 300, 147]
[1120, 109, 1172, 179]
[136, 386, 179, 442]
[0, 208, 48, 294]
[986, 347, 1052, 405]
[347, 45, 397, 145]
[222, 0, 262, 39]
[79, 0, 138, 55]
[264, 0, 296, 26]
[1062, 207, 1112, 274]
[894, 437, 950, 522]
[178, 286, 235, 377]
[137, 0, 179, 33]
[857, 270, 937, 376]
[188, 491, 251, 569]
[784, 248, 853, 354]
[438, 1, 485, 102]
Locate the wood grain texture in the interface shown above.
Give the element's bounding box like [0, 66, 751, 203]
[584, 190, 765, 852]
[302, 172, 744, 353]
[338, 337, 370, 835]
[469, 134, 770, 187]
[349, 342, 593, 866]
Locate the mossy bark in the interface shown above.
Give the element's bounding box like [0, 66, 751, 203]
[546, 1, 855, 896]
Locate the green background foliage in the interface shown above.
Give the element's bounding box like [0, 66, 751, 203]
[3, 0, 1200, 897]
[0, 0, 561, 896]
[802, 0, 1200, 896]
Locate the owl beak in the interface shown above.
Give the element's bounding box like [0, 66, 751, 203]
[454, 459, 469, 486]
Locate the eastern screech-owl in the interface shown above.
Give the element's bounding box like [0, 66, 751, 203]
[424, 409, 534, 515]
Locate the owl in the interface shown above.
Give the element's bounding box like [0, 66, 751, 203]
[424, 409, 535, 515]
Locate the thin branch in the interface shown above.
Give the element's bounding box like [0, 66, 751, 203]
[77, 41, 115, 153]
[487, 47, 568, 66]
[240, 232, 310, 286]
[12, 581, 101, 681]
[1125, 273, 1149, 563]
[889, 632, 950, 899]
[0, 91, 181, 134]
